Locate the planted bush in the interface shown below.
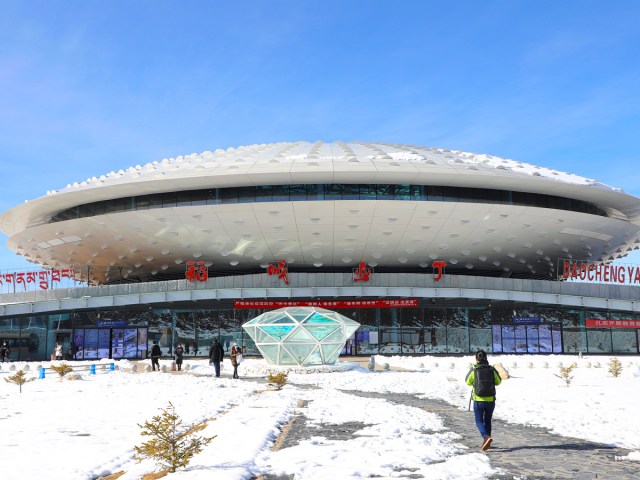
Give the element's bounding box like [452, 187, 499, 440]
[267, 372, 288, 390]
[608, 357, 623, 378]
[134, 402, 215, 473]
[554, 364, 576, 387]
[50, 363, 73, 379]
[4, 369, 35, 393]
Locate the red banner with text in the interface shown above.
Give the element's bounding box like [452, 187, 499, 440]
[586, 318, 640, 329]
[234, 299, 419, 309]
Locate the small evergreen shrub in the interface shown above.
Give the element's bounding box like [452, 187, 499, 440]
[554, 364, 576, 387]
[4, 369, 35, 393]
[608, 357, 623, 378]
[134, 402, 215, 473]
[50, 363, 73, 379]
[267, 372, 288, 390]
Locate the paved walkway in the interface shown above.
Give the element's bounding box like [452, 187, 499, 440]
[258, 387, 637, 480]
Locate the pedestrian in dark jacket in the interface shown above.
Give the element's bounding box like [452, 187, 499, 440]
[150, 340, 162, 371]
[209, 339, 224, 377]
[465, 350, 502, 451]
[0, 342, 9, 362]
[174, 343, 184, 371]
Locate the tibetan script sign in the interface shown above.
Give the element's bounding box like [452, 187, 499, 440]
[0, 268, 76, 292]
[234, 299, 419, 309]
[586, 318, 640, 329]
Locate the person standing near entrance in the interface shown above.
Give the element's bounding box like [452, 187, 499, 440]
[465, 350, 502, 451]
[174, 343, 184, 371]
[150, 340, 162, 371]
[229, 345, 242, 379]
[54, 342, 63, 360]
[209, 338, 224, 377]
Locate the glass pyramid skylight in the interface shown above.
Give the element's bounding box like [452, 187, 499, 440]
[242, 306, 360, 366]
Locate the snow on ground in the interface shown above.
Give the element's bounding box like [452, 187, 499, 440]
[0, 353, 638, 480]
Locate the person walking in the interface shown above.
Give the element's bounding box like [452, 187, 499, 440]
[209, 338, 225, 377]
[465, 350, 502, 451]
[150, 340, 162, 371]
[0, 342, 9, 362]
[174, 343, 184, 371]
[229, 345, 242, 379]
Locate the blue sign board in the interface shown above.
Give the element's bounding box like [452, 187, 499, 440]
[511, 316, 541, 324]
[97, 320, 127, 328]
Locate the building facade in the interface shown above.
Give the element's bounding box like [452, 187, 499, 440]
[1, 142, 639, 360]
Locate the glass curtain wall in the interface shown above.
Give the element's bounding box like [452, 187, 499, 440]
[47, 313, 74, 360]
[469, 307, 492, 353]
[424, 307, 448, 353]
[448, 307, 470, 353]
[379, 308, 401, 354]
[400, 308, 423, 354]
[4, 303, 640, 361]
[608, 312, 638, 353]
[149, 310, 173, 357]
[559, 309, 585, 353]
[175, 311, 197, 356]
[0, 316, 47, 362]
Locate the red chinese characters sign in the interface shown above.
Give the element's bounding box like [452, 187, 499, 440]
[586, 319, 640, 329]
[353, 262, 373, 282]
[0, 268, 77, 292]
[185, 261, 208, 282]
[432, 261, 446, 281]
[351, 261, 446, 284]
[267, 260, 289, 285]
[234, 299, 419, 309]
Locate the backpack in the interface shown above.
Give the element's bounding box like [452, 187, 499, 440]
[474, 364, 496, 397]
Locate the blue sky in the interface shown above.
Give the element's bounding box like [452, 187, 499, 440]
[1, 0, 640, 270]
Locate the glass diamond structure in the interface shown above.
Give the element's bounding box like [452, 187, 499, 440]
[242, 306, 360, 366]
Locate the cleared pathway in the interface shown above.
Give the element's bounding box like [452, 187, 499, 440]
[260, 388, 637, 480]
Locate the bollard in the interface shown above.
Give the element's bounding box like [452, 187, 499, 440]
[90, 364, 96, 375]
[368, 355, 375, 371]
[109, 362, 115, 371]
[39, 367, 45, 379]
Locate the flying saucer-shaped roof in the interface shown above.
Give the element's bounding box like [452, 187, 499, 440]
[1, 141, 639, 283]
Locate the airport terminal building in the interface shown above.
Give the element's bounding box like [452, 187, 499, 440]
[1, 141, 640, 361]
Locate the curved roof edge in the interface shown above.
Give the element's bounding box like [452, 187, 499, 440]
[2, 141, 640, 235]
